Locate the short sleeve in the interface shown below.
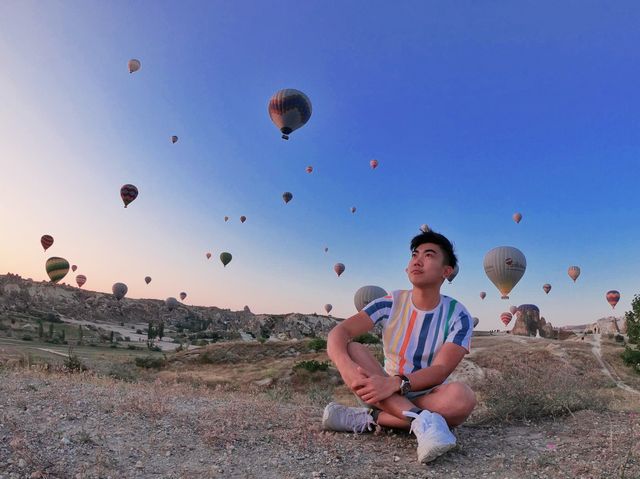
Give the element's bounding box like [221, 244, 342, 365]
[445, 303, 473, 353]
[362, 295, 393, 326]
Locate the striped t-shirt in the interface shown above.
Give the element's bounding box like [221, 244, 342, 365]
[362, 289, 473, 377]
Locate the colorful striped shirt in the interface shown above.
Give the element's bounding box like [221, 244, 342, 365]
[362, 290, 473, 377]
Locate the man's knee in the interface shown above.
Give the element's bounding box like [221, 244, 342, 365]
[446, 382, 476, 416]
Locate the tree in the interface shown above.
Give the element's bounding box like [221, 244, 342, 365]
[625, 294, 640, 345]
[38, 321, 43, 339]
[147, 321, 154, 340]
[48, 323, 54, 339]
[110, 331, 114, 343]
[158, 321, 164, 340]
[78, 325, 83, 344]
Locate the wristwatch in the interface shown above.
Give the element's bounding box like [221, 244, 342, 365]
[395, 374, 411, 396]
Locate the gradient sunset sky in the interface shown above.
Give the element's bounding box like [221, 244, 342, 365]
[1, 1, 639, 329]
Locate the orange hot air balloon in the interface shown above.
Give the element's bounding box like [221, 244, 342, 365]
[40, 235, 54, 252]
[513, 212, 522, 224]
[128, 59, 141, 74]
[305, 166, 313, 173]
[334, 263, 345, 277]
[500, 312, 513, 327]
[568, 266, 581, 282]
[75, 274, 87, 288]
[543, 283, 551, 294]
[370, 159, 378, 169]
[606, 290, 620, 309]
[240, 216, 246, 223]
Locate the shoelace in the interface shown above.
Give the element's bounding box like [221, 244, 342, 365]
[347, 409, 376, 433]
[402, 410, 429, 436]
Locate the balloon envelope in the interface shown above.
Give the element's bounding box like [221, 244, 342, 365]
[268, 89, 312, 140]
[120, 184, 138, 208]
[240, 216, 246, 223]
[224, 216, 229, 222]
[112, 282, 128, 301]
[483, 246, 527, 299]
[306, 166, 313, 173]
[473, 317, 479, 328]
[324, 247, 328, 253]
[509, 305, 518, 315]
[282, 192, 293, 204]
[370, 159, 378, 169]
[220, 252, 232, 267]
[40, 235, 54, 252]
[606, 290, 620, 309]
[354, 285, 387, 312]
[543, 283, 551, 294]
[128, 59, 141, 73]
[171, 135, 178, 144]
[324, 304, 332, 314]
[144, 276, 152, 285]
[75, 274, 86, 288]
[206, 252, 212, 259]
[71, 265, 77, 272]
[568, 266, 581, 282]
[479, 291, 486, 300]
[334, 263, 345, 277]
[45, 257, 69, 283]
[513, 212, 522, 224]
[180, 292, 187, 301]
[500, 312, 513, 327]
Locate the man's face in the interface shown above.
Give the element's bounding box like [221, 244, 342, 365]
[406, 243, 453, 287]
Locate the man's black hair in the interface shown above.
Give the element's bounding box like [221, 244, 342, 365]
[410, 231, 458, 269]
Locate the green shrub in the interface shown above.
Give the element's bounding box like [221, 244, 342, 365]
[127, 344, 141, 351]
[21, 334, 33, 341]
[134, 355, 167, 369]
[107, 363, 138, 382]
[293, 360, 330, 373]
[307, 338, 327, 351]
[621, 347, 640, 371]
[64, 349, 87, 373]
[353, 333, 380, 344]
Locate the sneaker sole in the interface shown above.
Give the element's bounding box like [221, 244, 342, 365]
[418, 441, 456, 463]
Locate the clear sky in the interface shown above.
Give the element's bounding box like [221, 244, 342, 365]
[1, 1, 639, 329]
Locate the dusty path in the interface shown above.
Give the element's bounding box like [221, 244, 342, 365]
[589, 333, 639, 395]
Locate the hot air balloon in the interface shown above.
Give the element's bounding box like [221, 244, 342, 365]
[282, 192, 293, 204]
[206, 252, 212, 260]
[112, 282, 128, 301]
[324, 247, 328, 253]
[543, 283, 551, 294]
[324, 304, 333, 314]
[447, 264, 459, 283]
[45, 257, 69, 283]
[171, 135, 178, 144]
[120, 184, 138, 208]
[334, 263, 345, 277]
[568, 266, 581, 282]
[354, 285, 387, 312]
[483, 246, 527, 299]
[71, 265, 77, 272]
[606, 290, 620, 309]
[370, 159, 378, 169]
[268, 89, 312, 140]
[479, 292, 486, 300]
[513, 212, 522, 224]
[180, 292, 187, 301]
[144, 276, 152, 285]
[128, 59, 141, 74]
[509, 305, 518, 315]
[166, 297, 179, 311]
[472, 317, 479, 328]
[76, 274, 87, 288]
[306, 166, 313, 174]
[350, 207, 356, 214]
[240, 216, 246, 223]
[40, 235, 54, 252]
[500, 312, 513, 327]
[220, 252, 232, 267]
[420, 224, 430, 233]
[224, 216, 229, 222]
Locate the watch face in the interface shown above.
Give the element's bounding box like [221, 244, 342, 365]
[401, 380, 411, 395]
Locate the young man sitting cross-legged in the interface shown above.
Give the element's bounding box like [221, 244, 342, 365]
[323, 230, 476, 464]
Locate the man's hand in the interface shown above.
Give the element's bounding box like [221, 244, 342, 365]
[352, 367, 400, 404]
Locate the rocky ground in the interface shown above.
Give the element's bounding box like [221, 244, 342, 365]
[1, 367, 639, 479]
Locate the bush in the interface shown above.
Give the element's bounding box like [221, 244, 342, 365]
[307, 338, 327, 351]
[107, 363, 138, 382]
[134, 355, 167, 369]
[353, 333, 380, 344]
[64, 349, 87, 373]
[625, 294, 640, 344]
[293, 360, 330, 373]
[21, 334, 33, 341]
[127, 344, 141, 351]
[621, 347, 640, 372]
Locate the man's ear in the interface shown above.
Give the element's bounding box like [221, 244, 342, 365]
[443, 265, 453, 279]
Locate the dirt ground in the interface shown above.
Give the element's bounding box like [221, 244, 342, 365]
[0, 335, 639, 478]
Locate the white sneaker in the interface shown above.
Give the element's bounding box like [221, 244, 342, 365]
[403, 410, 456, 463]
[322, 402, 376, 433]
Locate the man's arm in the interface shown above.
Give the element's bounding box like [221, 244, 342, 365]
[405, 343, 467, 391]
[327, 311, 375, 389]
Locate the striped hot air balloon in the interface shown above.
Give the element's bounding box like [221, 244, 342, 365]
[45, 257, 69, 283]
[543, 283, 551, 294]
[268, 89, 312, 140]
[282, 192, 293, 204]
[128, 59, 141, 74]
[334, 263, 345, 277]
[568, 266, 581, 282]
[354, 285, 387, 312]
[76, 275, 87, 288]
[500, 312, 513, 327]
[606, 290, 620, 309]
[306, 166, 313, 173]
[40, 235, 54, 252]
[483, 246, 527, 299]
[120, 184, 138, 208]
[220, 252, 232, 267]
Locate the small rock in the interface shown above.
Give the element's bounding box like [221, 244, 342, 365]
[61, 437, 71, 445]
[18, 459, 26, 468]
[165, 451, 171, 457]
[394, 456, 400, 462]
[135, 461, 143, 469]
